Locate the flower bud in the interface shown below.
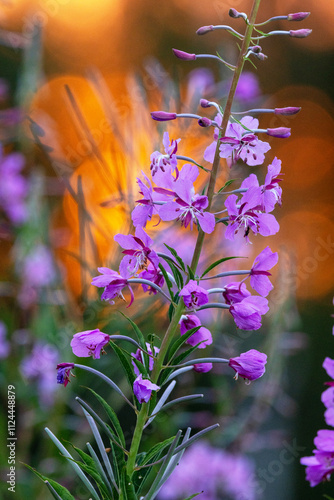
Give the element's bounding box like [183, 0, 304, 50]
[229, 8, 247, 20]
[289, 29, 312, 38]
[196, 25, 214, 36]
[198, 117, 212, 127]
[172, 48, 196, 61]
[150, 111, 177, 122]
[266, 127, 291, 138]
[200, 99, 211, 108]
[287, 12, 310, 21]
[274, 107, 301, 115]
[254, 52, 268, 61]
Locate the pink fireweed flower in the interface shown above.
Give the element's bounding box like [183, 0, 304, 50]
[91, 267, 134, 306]
[219, 116, 271, 167]
[250, 247, 278, 297]
[132, 173, 157, 227]
[228, 349, 267, 383]
[314, 430, 334, 452]
[132, 342, 160, 376]
[241, 157, 283, 213]
[222, 282, 251, 305]
[133, 374, 160, 404]
[179, 314, 212, 349]
[150, 131, 180, 176]
[159, 188, 215, 234]
[70, 329, 110, 359]
[193, 362, 213, 373]
[179, 281, 209, 310]
[229, 295, 269, 330]
[114, 226, 159, 279]
[301, 451, 334, 487]
[138, 263, 164, 295]
[56, 362, 75, 387]
[224, 188, 280, 243]
[322, 358, 334, 426]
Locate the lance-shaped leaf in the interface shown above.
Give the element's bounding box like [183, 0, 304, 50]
[44, 427, 101, 500]
[158, 263, 174, 299]
[144, 430, 182, 500]
[164, 243, 186, 271]
[158, 393, 203, 413]
[200, 256, 242, 278]
[24, 465, 75, 500]
[86, 442, 114, 498]
[108, 341, 137, 388]
[118, 311, 147, 350]
[80, 407, 119, 494]
[144, 381, 176, 429]
[120, 467, 137, 500]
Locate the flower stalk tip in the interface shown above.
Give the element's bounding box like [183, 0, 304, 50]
[289, 29, 312, 38]
[172, 48, 196, 61]
[150, 111, 177, 122]
[287, 12, 310, 22]
[196, 25, 214, 36]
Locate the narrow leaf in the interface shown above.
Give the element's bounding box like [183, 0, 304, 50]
[86, 442, 114, 498]
[159, 263, 174, 298]
[118, 312, 146, 350]
[201, 256, 242, 278]
[120, 467, 137, 500]
[187, 265, 195, 281]
[108, 341, 136, 388]
[164, 243, 186, 271]
[24, 465, 75, 500]
[144, 381, 176, 428]
[217, 179, 236, 193]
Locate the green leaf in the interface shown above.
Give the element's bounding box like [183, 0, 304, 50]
[323, 496, 334, 500]
[86, 388, 126, 448]
[118, 311, 146, 350]
[66, 456, 110, 499]
[168, 326, 201, 362]
[217, 179, 236, 193]
[201, 256, 243, 278]
[183, 493, 203, 499]
[24, 464, 75, 500]
[187, 265, 195, 281]
[158, 263, 174, 299]
[120, 467, 137, 500]
[167, 260, 184, 289]
[164, 243, 186, 271]
[109, 341, 136, 388]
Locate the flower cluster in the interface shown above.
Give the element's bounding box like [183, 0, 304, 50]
[301, 355, 334, 486]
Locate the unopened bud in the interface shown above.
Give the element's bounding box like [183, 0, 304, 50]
[274, 107, 301, 115]
[229, 8, 247, 20]
[267, 127, 291, 138]
[287, 12, 310, 21]
[254, 52, 268, 61]
[200, 99, 211, 108]
[251, 45, 262, 53]
[151, 111, 177, 122]
[172, 49, 196, 61]
[198, 117, 212, 127]
[289, 29, 312, 38]
[196, 25, 214, 36]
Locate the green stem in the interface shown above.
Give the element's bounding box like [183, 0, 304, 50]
[125, 0, 262, 481]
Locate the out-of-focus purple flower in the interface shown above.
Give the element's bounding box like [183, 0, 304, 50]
[133, 374, 160, 404]
[22, 244, 56, 287]
[219, 116, 271, 167]
[250, 246, 278, 297]
[203, 112, 222, 164]
[0, 321, 10, 359]
[158, 441, 257, 500]
[115, 226, 159, 279]
[193, 362, 213, 373]
[92, 267, 134, 306]
[235, 72, 261, 102]
[186, 68, 214, 101]
[132, 342, 160, 376]
[228, 349, 267, 382]
[150, 131, 180, 176]
[70, 329, 110, 359]
[314, 429, 334, 452]
[138, 263, 165, 294]
[179, 314, 212, 349]
[56, 362, 75, 387]
[21, 343, 59, 406]
[132, 173, 157, 227]
[229, 295, 269, 330]
[225, 188, 280, 243]
[222, 282, 251, 305]
[179, 280, 209, 310]
[0, 149, 28, 225]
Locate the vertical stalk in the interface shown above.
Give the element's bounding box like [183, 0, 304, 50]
[125, 0, 262, 481]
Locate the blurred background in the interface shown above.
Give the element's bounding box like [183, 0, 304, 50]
[0, 0, 333, 499]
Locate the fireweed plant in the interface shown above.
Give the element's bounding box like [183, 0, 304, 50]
[31, 4, 312, 500]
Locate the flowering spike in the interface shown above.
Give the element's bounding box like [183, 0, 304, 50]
[198, 117, 212, 127]
[151, 111, 177, 122]
[172, 48, 196, 61]
[287, 12, 310, 21]
[289, 29, 312, 38]
[266, 127, 291, 138]
[196, 25, 213, 35]
[274, 107, 301, 115]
